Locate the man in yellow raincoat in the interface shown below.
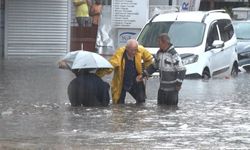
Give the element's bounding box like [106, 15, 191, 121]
[97, 39, 153, 104]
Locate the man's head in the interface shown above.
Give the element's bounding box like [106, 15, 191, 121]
[125, 39, 138, 58]
[95, 0, 101, 4]
[158, 33, 171, 50]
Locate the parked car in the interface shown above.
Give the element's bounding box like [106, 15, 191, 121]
[233, 20, 250, 72]
[137, 10, 239, 79]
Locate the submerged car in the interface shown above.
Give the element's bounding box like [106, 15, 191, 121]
[233, 20, 250, 72]
[137, 10, 239, 79]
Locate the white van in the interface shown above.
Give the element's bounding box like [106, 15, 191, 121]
[137, 10, 238, 79]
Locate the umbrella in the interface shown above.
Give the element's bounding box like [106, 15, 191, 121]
[63, 50, 113, 69]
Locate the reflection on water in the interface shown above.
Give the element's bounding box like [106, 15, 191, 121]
[0, 58, 250, 149]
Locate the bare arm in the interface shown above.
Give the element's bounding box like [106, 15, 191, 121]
[58, 60, 70, 69]
[90, 5, 102, 16]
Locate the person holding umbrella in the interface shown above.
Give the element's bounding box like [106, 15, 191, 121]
[58, 50, 112, 107]
[96, 39, 153, 104]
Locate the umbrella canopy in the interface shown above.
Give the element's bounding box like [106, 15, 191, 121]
[63, 50, 113, 69]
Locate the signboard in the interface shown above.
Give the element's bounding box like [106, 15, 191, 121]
[173, 0, 200, 11]
[118, 29, 140, 47]
[111, 0, 149, 28]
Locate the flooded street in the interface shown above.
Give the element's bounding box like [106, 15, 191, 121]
[1, 57, 250, 149]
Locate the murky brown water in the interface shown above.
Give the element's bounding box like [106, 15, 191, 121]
[0, 57, 250, 149]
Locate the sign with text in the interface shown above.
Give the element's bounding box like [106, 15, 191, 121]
[111, 0, 149, 28]
[173, 0, 200, 11]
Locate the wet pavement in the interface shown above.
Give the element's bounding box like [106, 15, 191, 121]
[0, 57, 250, 149]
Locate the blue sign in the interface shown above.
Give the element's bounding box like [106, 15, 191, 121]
[182, 2, 189, 10]
[119, 32, 137, 44]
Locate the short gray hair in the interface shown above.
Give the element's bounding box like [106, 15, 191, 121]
[158, 33, 171, 43]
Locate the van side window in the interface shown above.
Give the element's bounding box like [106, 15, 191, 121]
[206, 23, 219, 51]
[218, 19, 234, 42]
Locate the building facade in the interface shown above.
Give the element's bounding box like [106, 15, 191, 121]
[0, 0, 248, 58]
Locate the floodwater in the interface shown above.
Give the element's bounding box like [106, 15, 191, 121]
[0, 57, 250, 149]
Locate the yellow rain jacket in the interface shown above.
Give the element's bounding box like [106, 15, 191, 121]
[97, 45, 153, 104]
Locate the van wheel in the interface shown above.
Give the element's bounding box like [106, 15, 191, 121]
[202, 69, 210, 80]
[231, 64, 238, 77]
